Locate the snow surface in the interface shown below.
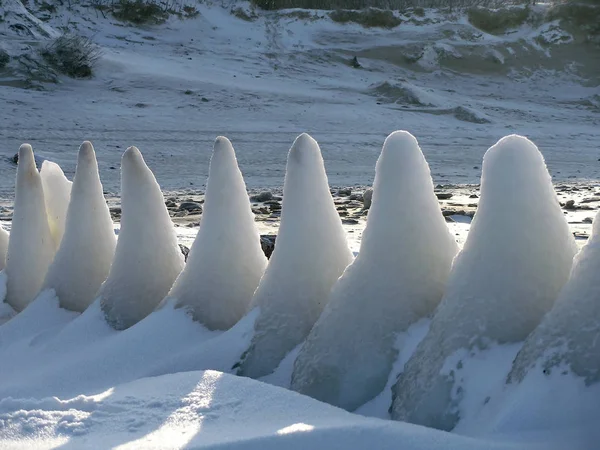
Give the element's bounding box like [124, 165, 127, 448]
[390, 135, 578, 431]
[40, 159, 72, 250]
[4, 144, 55, 312]
[166, 137, 267, 330]
[291, 131, 458, 411]
[42, 142, 116, 312]
[100, 147, 184, 330]
[238, 133, 353, 379]
[0, 369, 573, 450]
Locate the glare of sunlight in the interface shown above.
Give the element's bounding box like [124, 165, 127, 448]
[277, 423, 315, 435]
[115, 372, 221, 449]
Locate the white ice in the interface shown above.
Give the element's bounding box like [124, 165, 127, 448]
[100, 146, 185, 330]
[390, 135, 577, 431]
[40, 159, 72, 249]
[4, 144, 56, 312]
[291, 131, 458, 411]
[43, 142, 117, 312]
[167, 136, 267, 330]
[237, 133, 353, 379]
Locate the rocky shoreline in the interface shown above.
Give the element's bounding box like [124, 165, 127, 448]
[0, 182, 599, 258]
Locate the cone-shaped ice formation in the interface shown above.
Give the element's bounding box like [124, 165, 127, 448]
[237, 133, 353, 379]
[43, 142, 117, 313]
[40, 160, 72, 249]
[291, 131, 459, 411]
[5, 144, 56, 312]
[100, 146, 185, 330]
[508, 209, 600, 386]
[0, 225, 8, 271]
[166, 137, 267, 330]
[390, 135, 577, 431]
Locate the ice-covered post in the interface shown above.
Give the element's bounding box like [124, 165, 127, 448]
[390, 135, 577, 431]
[237, 133, 353, 379]
[43, 142, 117, 312]
[166, 137, 267, 330]
[100, 146, 185, 330]
[5, 144, 56, 312]
[291, 131, 459, 410]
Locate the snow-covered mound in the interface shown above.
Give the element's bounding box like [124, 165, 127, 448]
[167, 137, 267, 330]
[100, 146, 184, 330]
[4, 144, 55, 312]
[43, 142, 116, 312]
[390, 135, 577, 431]
[0, 225, 8, 271]
[40, 159, 72, 250]
[237, 133, 353, 379]
[291, 131, 458, 411]
[0, 369, 570, 450]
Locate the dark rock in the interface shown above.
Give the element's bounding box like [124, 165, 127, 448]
[265, 201, 282, 210]
[337, 188, 352, 196]
[445, 216, 455, 223]
[110, 207, 122, 216]
[469, 193, 479, 199]
[351, 56, 361, 68]
[260, 234, 277, 259]
[583, 217, 594, 224]
[250, 191, 273, 202]
[564, 200, 576, 210]
[436, 192, 453, 200]
[342, 218, 359, 225]
[165, 200, 177, 208]
[178, 202, 202, 213]
[179, 244, 190, 261]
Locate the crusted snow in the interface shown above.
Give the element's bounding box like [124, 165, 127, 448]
[167, 137, 267, 330]
[40, 159, 72, 250]
[100, 146, 184, 330]
[4, 144, 56, 312]
[238, 133, 353, 379]
[42, 142, 116, 312]
[390, 135, 577, 431]
[291, 131, 458, 410]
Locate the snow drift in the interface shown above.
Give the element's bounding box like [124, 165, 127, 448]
[40, 159, 72, 249]
[100, 146, 185, 330]
[4, 144, 55, 312]
[43, 142, 116, 313]
[291, 131, 458, 411]
[390, 135, 577, 431]
[237, 133, 353, 379]
[166, 136, 267, 330]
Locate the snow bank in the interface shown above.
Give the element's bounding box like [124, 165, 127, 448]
[390, 135, 577, 431]
[0, 369, 565, 450]
[237, 133, 353, 378]
[100, 147, 184, 330]
[0, 225, 8, 270]
[167, 137, 267, 330]
[291, 131, 458, 411]
[40, 159, 72, 250]
[43, 142, 117, 312]
[4, 144, 55, 312]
